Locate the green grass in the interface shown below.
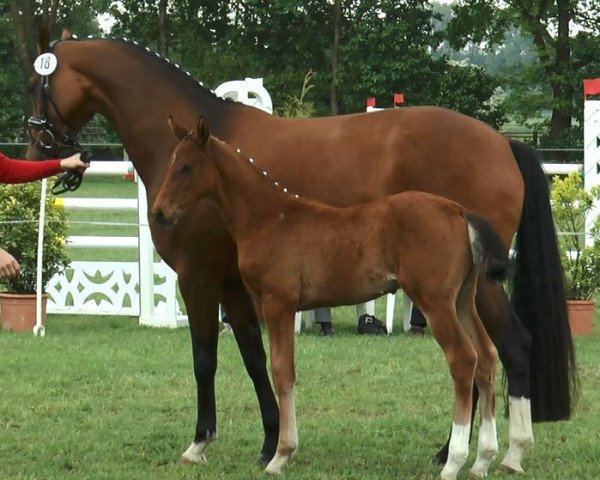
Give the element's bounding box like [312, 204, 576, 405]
[0, 315, 599, 480]
[5, 175, 595, 479]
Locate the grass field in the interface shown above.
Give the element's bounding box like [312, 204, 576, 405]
[1, 177, 599, 479]
[0, 315, 599, 480]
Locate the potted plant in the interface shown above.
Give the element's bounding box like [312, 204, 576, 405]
[551, 171, 600, 335]
[0, 181, 70, 331]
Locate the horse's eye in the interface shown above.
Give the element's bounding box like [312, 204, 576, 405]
[180, 164, 193, 173]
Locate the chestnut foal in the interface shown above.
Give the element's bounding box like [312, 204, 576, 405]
[152, 117, 508, 480]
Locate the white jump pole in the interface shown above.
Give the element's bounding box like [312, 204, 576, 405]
[583, 94, 600, 241]
[33, 178, 48, 337]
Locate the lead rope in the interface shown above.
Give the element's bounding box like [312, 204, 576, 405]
[51, 149, 93, 195]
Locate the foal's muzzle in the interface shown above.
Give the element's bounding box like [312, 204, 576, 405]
[152, 207, 177, 227]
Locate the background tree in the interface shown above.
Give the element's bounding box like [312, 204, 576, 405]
[7, 0, 599, 145]
[2, 0, 109, 141]
[446, 0, 600, 147]
[335, 0, 505, 125]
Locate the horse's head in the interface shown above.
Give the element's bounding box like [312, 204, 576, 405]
[151, 115, 214, 227]
[26, 28, 96, 159]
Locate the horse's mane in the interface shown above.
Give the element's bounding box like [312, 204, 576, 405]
[61, 34, 238, 106]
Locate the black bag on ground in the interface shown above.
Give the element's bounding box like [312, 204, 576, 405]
[357, 314, 388, 335]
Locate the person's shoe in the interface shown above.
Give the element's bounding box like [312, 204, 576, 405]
[320, 322, 334, 336]
[408, 325, 425, 335]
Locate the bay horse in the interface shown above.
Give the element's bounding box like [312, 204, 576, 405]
[152, 116, 508, 479]
[25, 30, 574, 473]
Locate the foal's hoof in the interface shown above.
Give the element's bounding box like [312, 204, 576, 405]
[468, 469, 486, 479]
[180, 453, 207, 464]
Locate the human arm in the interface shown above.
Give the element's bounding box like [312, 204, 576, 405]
[0, 152, 88, 184]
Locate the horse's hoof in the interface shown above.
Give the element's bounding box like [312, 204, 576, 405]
[433, 446, 449, 465]
[497, 462, 524, 475]
[256, 452, 274, 466]
[180, 453, 207, 464]
[264, 465, 283, 475]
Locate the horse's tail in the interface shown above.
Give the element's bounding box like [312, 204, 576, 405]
[465, 213, 510, 282]
[509, 138, 577, 422]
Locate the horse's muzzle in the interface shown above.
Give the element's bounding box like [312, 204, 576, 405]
[152, 207, 177, 227]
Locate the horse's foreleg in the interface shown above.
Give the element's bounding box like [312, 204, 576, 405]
[221, 280, 279, 464]
[260, 294, 298, 475]
[476, 282, 534, 474]
[421, 300, 477, 480]
[178, 281, 220, 464]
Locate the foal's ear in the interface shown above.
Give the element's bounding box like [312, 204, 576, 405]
[196, 116, 210, 144]
[61, 29, 73, 40]
[167, 116, 190, 141]
[37, 26, 51, 53]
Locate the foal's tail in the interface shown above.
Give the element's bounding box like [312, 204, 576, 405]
[465, 213, 510, 282]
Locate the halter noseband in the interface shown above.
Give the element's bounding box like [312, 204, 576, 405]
[27, 37, 92, 194]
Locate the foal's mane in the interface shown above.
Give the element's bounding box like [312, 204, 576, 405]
[207, 134, 301, 200]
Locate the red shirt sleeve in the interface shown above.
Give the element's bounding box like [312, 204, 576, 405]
[0, 152, 63, 184]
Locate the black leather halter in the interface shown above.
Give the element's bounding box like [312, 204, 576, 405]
[27, 39, 92, 194]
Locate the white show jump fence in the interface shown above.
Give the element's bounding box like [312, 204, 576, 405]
[45, 159, 184, 327]
[36, 79, 273, 332]
[363, 96, 598, 333]
[31, 90, 599, 334]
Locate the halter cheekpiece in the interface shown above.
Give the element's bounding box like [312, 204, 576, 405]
[27, 35, 92, 195]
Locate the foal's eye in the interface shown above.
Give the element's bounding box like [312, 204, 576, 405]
[180, 164, 193, 173]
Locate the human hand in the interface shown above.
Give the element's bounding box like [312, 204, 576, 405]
[0, 248, 20, 278]
[60, 153, 90, 172]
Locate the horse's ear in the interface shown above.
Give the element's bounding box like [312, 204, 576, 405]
[61, 29, 72, 40]
[196, 116, 210, 144]
[168, 116, 190, 141]
[37, 26, 51, 53]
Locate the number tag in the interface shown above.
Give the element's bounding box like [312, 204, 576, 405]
[33, 53, 58, 75]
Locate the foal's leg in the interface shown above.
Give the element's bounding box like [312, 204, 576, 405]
[476, 282, 534, 474]
[221, 279, 279, 464]
[418, 299, 477, 480]
[456, 274, 499, 478]
[435, 281, 534, 471]
[261, 294, 299, 475]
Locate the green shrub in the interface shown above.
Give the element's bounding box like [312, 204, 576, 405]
[551, 171, 600, 300]
[0, 182, 70, 293]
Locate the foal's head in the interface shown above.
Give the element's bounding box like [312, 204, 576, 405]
[152, 116, 218, 226]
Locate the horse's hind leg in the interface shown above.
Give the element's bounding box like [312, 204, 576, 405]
[221, 279, 279, 464]
[456, 271, 499, 478]
[260, 294, 299, 475]
[416, 296, 477, 480]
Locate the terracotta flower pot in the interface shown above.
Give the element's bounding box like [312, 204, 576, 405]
[566, 299, 596, 336]
[0, 292, 48, 332]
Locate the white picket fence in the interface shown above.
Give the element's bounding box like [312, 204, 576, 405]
[39, 78, 273, 330]
[32, 95, 600, 334]
[45, 161, 183, 324]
